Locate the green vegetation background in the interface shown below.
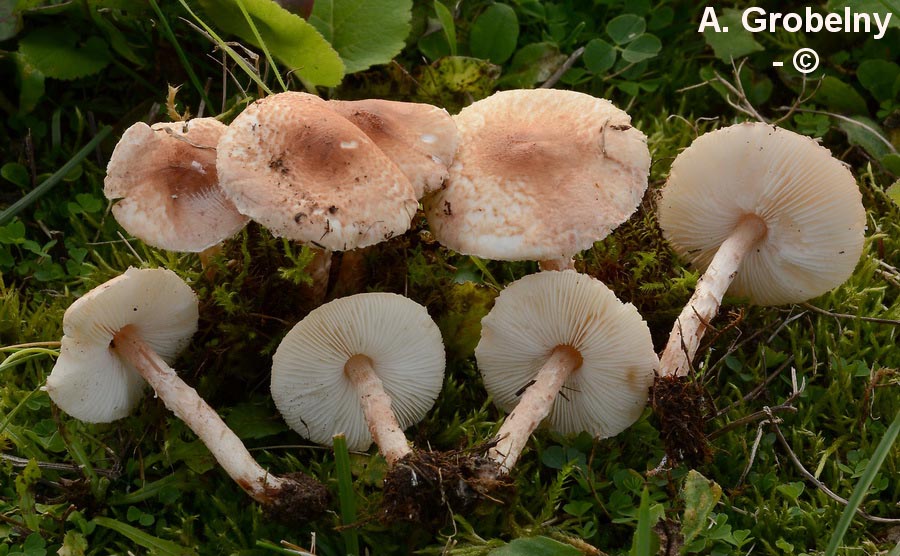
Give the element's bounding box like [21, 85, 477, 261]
[1, 0, 899, 554]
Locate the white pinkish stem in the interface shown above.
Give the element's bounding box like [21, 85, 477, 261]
[539, 258, 575, 272]
[659, 216, 767, 378]
[490, 345, 583, 474]
[308, 248, 333, 303]
[343, 354, 411, 465]
[113, 326, 288, 505]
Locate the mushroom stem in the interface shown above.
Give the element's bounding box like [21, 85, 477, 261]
[659, 215, 767, 377]
[343, 354, 411, 465]
[307, 248, 333, 303]
[539, 258, 575, 271]
[112, 326, 287, 505]
[490, 345, 583, 473]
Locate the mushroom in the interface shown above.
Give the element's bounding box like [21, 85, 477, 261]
[476, 270, 658, 475]
[104, 118, 249, 255]
[654, 122, 865, 462]
[327, 98, 459, 199]
[424, 89, 650, 271]
[217, 92, 420, 302]
[270, 292, 445, 464]
[45, 267, 329, 520]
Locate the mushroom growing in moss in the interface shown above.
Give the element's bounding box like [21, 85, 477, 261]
[425, 89, 650, 271]
[476, 271, 658, 476]
[46, 268, 329, 521]
[654, 122, 866, 463]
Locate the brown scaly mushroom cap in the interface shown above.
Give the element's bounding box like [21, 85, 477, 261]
[104, 118, 249, 252]
[424, 89, 651, 262]
[327, 99, 459, 199]
[217, 92, 418, 251]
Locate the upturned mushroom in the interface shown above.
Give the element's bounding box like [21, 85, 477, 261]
[424, 89, 650, 271]
[104, 118, 249, 254]
[271, 292, 444, 463]
[45, 268, 328, 520]
[476, 271, 658, 475]
[655, 122, 866, 462]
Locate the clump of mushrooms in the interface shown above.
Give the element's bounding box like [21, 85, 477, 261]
[425, 88, 650, 271]
[104, 118, 249, 258]
[476, 271, 658, 479]
[45, 268, 329, 521]
[217, 92, 457, 301]
[654, 122, 866, 464]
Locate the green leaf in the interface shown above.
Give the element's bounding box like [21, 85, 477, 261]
[469, 3, 518, 64]
[57, 531, 87, 556]
[1, 163, 29, 188]
[583, 38, 616, 73]
[198, 0, 343, 86]
[498, 42, 565, 88]
[776, 481, 805, 501]
[882, 153, 900, 175]
[827, 0, 900, 28]
[838, 115, 893, 160]
[18, 28, 111, 80]
[857, 60, 900, 102]
[416, 56, 499, 112]
[815, 76, 869, 115]
[432, 1, 456, 56]
[92, 517, 196, 556]
[702, 8, 763, 62]
[225, 401, 289, 439]
[630, 488, 655, 556]
[622, 33, 661, 63]
[309, 0, 412, 73]
[606, 14, 645, 44]
[885, 180, 900, 206]
[0, 0, 22, 41]
[681, 470, 723, 545]
[333, 434, 359, 556]
[489, 536, 581, 556]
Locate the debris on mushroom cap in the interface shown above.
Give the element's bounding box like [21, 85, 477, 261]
[658, 122, 866, 306]
[271, 292, 445, 451]
[104, 118, 249, 253]
[476, 271, 658, 438]
[217, 92, 418, 251]
[45, 267, 198, 423]
[424, 89, 651, 261]
[327, 98, 459, 198]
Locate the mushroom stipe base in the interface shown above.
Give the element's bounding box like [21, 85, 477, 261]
[650, 373, 712, 466]
[381, 448, 513, 525]
[261, 471, 332, 524]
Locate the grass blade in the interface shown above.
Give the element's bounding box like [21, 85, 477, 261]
[333, 434, 359, 556]
[235, 0, 288, 92]
[92, 516, 197, 556]
[148, 0, 215, 112]
[825, 410, 900, 556]
[0, 126, 112, 226]
[433, 1, 457, 56]
[630, 487, 653, 556]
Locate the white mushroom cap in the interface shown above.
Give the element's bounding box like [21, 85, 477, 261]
[476, 271, 657, 438]
[658, 122, 866, 306]
[271, 293, 445, 451]
[327, 99, 459, 198]
[45, 268, 199, 423]
[217, 92, 418, 251]
[104, 118, 249, 252]
[424, 89, 650, 261]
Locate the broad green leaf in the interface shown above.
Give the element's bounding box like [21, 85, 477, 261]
[1, 163, 29, 188]
[0, 0, 21, 40]
[606, 14, 645, 45]
[883, 153, 900, 175]
[92, 517, 196, 556]
[14, 53, 45, 114]
[622, 33, 661, 63]
[827, 0, 900, 28]
[815, 76, 869, 115]
[498, 41, 565, 87]
[198, 0, 343, 86]
[838, 115, 893, 159]
[857, 60, 900, 102]
[309, 0, 412, 74]
[18, 28, 110, 80]
[489, 536, 581, 556]
[886, 180, 900, 206]
[681, 470, 722, 545]
[583, 38, 616, 73]
[776, 481, 805, 501]
[469, 3, 518, 64]
[58, 531, 87, 556]
[702, 8, 763, 61]
[432, 1, 456, 56]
